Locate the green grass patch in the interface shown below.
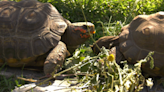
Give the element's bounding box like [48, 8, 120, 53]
[0, 75, 26, 92]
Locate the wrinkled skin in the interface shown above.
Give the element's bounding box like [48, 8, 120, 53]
[92, 36, 119, 54]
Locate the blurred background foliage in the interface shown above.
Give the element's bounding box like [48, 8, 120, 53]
[37, 0, 163, 24]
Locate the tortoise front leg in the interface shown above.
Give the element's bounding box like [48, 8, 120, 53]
[44, 41, 70, 75]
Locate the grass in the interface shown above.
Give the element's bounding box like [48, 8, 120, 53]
[0, 0, 164, 91]
[0, 64, 26, 92]
[0, 75, 26, 92]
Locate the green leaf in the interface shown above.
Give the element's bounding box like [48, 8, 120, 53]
[80, 56, 85, 61]
[150, 57, 154, 69]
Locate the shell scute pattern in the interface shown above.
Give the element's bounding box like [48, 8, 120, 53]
[0, 4, 19, 36]
[17, 8, 48, 33]
[17, 38, 32, 59]
[120, 12, 164, 62]
[0, 0, 67, 65]
[119, 12, 164, 76]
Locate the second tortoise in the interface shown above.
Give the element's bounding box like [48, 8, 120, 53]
[92, 12, 164, 77]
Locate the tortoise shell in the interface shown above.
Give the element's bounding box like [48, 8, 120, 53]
[0, 0, 68, 66]
[119, 12, 164, 76]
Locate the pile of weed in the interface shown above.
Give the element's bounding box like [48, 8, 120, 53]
[64, 46, 154, 92]
[15, 46, 154, 91]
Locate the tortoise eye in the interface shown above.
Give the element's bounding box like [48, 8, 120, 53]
[143, 28, 150, 35]
[83, 25, 88, 29]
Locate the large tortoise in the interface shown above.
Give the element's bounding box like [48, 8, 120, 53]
[0, 0, 95, 75]
[92, 12, 164, 77]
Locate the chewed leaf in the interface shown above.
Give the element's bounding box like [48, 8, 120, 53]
[150, 57, 154, 69]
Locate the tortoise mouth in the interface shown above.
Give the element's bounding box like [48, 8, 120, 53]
[84, 28, 96, 35]
[90, 30, 96, 34]
[88, 26, 96, 34]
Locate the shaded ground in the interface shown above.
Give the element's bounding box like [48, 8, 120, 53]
[0, 66, 164, 92]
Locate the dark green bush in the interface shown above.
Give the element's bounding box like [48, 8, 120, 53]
[38, 0, 163, 24]
[37, 0, 164, 41]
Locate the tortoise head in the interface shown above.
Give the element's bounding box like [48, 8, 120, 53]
[61, 22, 95, 53]
[61, 22, 95, 46]
[71, 22, 95, 38]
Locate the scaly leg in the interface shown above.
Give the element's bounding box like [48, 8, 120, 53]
[44, 41, 70, 75]
[92, 36, 119, 54]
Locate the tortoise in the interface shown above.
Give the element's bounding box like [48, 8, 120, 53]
[0, 0, 95, 75]
[92, 11, 164, 77]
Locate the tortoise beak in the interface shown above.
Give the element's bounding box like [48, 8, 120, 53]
[90, 29, 96, 34]
[84, 22, 96, 34]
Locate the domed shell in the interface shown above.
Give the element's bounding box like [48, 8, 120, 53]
[119, 12, 164, 76]
[0, 0, 67, 64]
